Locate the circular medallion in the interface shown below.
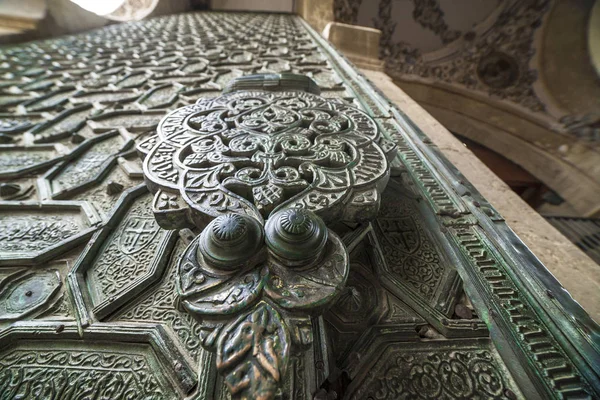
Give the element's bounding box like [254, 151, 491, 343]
[477, 52, 519, 89]
[142, 74, 396, 229]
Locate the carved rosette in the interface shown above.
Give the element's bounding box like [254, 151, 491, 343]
[140, 73, 397, 230]
[141, 74, 394, 399]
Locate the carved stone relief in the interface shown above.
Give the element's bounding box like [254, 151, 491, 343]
[412, 0, 461, 44]
[333, 0, 363, 25]
[340, 0, 551, 113]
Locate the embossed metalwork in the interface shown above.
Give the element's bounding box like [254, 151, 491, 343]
[139, 71, 396, 397]
[69, 185, 177, 322]
[0, 9, 597, 400]
[178, 209, 349, 399]
[0, 271, 61, 321]
[346, 339, 517, 399]
[142, 75, 396, 230]
[0, 201, 101, 265]
[0, 324, 196, 398]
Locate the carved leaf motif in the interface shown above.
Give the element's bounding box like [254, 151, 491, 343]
[265, 241, 349, 311]
[238, 104, 301, 134]
[216, 302, 290, 400]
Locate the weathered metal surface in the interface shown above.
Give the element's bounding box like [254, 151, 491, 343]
[0, 10, 597, 400]
[176, 208, 349, 399]
[141, 74, 395, 229]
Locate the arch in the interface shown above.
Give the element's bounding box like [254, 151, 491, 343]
[396, 80, 600, 217]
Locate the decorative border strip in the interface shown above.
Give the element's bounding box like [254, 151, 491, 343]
[451, 225, 591, 398]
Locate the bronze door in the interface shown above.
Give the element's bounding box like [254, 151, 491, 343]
[0, 12, 597, 400]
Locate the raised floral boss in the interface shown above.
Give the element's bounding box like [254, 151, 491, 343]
[139, 74, 396, 399]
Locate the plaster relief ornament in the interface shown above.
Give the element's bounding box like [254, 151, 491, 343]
[140, 74, 397, 399]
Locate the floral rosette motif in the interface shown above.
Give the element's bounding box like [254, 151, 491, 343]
[139, 76, 396, 230]
[177, 208, 349, 400]
[139, 75, 392, 399]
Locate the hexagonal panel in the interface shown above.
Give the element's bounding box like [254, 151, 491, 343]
[69, 185, 177, 322]
[0, 144, 66, 179]
[39, 131, 132, 199]
[325, 241, 424, 369]
[346, 339, 522, 400]
[1, 342, 178, 399]
[374, 191, 450, 303]
[0, 270, 61, 321]
[22, 86, 78, 112]
[115, 239, 206, 364]
[0, 324, 194, 398]
[29, 104, 94, 144]
[0, 201, 101, 265]
[0, 113, 45, 135]
[87, 110, 165, 133]
[369, 179, 486, 337]
[136, 82, 183, 109]
[71, 160, 139, 222]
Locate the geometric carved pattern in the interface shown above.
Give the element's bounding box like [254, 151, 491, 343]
[370, 179, 472, 338]
[117, 239, 206, 363]
[325, 197, 486, 385]
[0, 9, 597, 400]
[346, 339, 519, 400]
[0, 340, 179, 399]
[70, 186, 176, 322]
[0, 270, 61, 321]
[144, 87, 395, 229]
[0, 201, 101, 265]
[89, 195, 160, 300]
[43, 131, 131, 199]
[376, 212, 445, 300]
[0, 145, 65, 179]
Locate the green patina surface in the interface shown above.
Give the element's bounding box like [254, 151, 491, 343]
[0, 11, 596, 400]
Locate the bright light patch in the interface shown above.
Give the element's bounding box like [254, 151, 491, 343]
[71, 0, 126, 15]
